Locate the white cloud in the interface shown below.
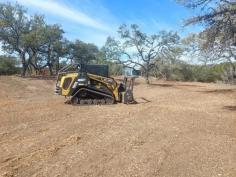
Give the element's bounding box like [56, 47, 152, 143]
[16, 0, 110, 31]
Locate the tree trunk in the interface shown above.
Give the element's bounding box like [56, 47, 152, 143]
[232, 64, 236, 78]
[56, 57, 60, 74]
[48, 64, 53, 76]
[145, 71, 150, 84]
[28, 65, 33, 75]
[32, 50, 38, 75]
[20, 52, 27, 77]
[228, 57, 236, 79]
[145, 65, 150, 84]
[22, 65, 27, 77]
[47, 44, 53, 76]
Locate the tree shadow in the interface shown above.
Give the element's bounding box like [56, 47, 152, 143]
[223, 106, 236, 111]
[149, 82, 206, 88]
[201, 89, 235, 94]
[149, 83, 174, 87]
[19, 75, 56, 80]
[135, 97, 151, 104]
[176, 84, 205, 88]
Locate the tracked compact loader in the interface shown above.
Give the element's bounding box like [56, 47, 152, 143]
[55, 64, 137, 105]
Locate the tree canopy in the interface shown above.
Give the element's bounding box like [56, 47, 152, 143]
[0, 2, 100, 76]
[177, 0, 236, 81]
[103, 24, 180, 84]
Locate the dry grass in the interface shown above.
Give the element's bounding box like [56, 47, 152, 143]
[0, 76, 236, 177]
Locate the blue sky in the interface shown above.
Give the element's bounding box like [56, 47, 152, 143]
[2, 0, 202, 47]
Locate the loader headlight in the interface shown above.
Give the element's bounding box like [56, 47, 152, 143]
[77, 78, 86, 82]
[72, 81, 78, 88]
[77, 78, 88, 86]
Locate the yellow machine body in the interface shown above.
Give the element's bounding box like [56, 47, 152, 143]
[57, 72, 120, 103]
[55, 64, 136, 105]
[60, 73, 78, 96]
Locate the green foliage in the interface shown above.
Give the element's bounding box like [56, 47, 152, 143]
[169, 64, 194, 81]
[191, 65, 221, 82]
[0, 2, 28, 53]
[70, 40, 99, 65]
[0, 55, 20, 75]
[151, 59, 230, 83]
[0, 2, 101, 76]
[94, 51, 122, 76]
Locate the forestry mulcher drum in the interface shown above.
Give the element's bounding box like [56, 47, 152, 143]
[55, 64, 138, 105]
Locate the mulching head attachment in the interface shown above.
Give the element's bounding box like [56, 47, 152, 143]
[123, 77, 137, 104]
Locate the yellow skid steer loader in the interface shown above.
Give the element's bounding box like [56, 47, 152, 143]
[55, 64, 137, 105]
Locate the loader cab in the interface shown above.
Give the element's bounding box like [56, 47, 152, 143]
[79, 64, 109, 78]
[56, 64, 115, 97]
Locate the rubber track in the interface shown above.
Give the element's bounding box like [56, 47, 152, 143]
[70, 87, 115, 105]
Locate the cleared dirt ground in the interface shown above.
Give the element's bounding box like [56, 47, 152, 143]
[0, 76, 236, 177]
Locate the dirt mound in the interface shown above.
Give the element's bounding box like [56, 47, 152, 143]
[0, 76, 236, 177]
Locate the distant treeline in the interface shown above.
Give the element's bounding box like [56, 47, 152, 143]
[148, 60, 236, 83]
[1, 54, 234, 84]
[0, 55, 123, 76]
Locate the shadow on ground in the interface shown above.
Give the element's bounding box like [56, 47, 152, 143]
[149, 83, 174, 87]
[223, 106, 236, 111]
[18, 75, 56, 80]
[149, 83, 205, 88]
[135, 97, 151, 104]
[201, 89, 235, 94]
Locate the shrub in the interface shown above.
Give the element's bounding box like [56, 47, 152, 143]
[0, 55, 20, 75]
